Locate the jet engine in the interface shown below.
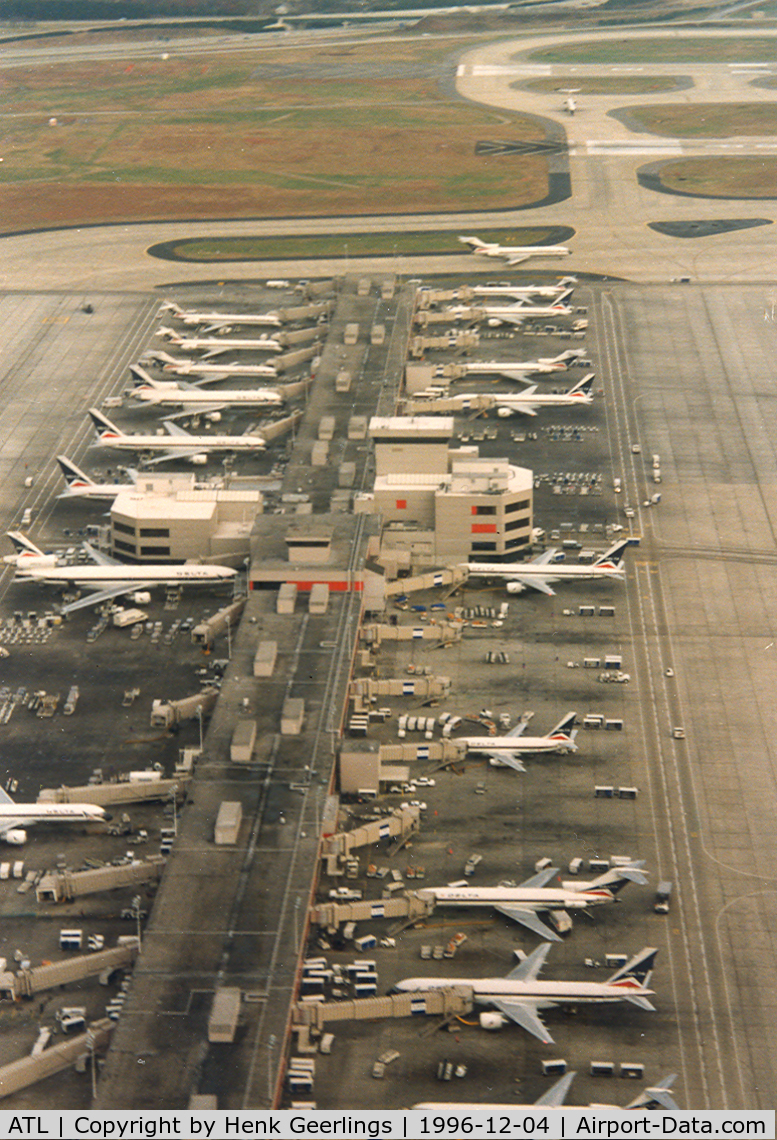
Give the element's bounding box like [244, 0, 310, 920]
[205, 412, 222, 423]
[190, 454, 209, 466]
[496, 407, 514, 418]
[505, 581, 526, 594]
[5, 829, 27, 846]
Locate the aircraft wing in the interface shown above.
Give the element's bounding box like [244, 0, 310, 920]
[498, 401, 538, 416]
[505, 254, 530, 266]
[141, 448, 207, 466]
[507, 942, 552, 981]
[494, 905, 562, 942]
[536, 1071, 576, 1107]
[491, 998, 554, 1043]
[200, 348, 233, 360]
[486, 751, 526, 772]
[165, 403, 228, 419]
[162, 420, 192, 437]
[81, 542, 120, 568]
[509, 575, 556, 597]
[518, 866, 559, 890]
[60, 582, 149, 615]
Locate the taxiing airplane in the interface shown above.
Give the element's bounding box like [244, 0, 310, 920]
[418, 861, 648, 941]
[413, 1071, 679, 1111]
[454, 351, 586, 381]
[56, 456, 138, 501]
[87, 408, 267, 465]
[0, 786, 109, 845]
[457, 374, 595, 417]
[143, 350, 278, 379]
[392, 943, 658, 1044]
[463, 537, 637, 596]
[10, 534, 238, 613]
[126, 365, 285, 415]
[454, 711, 577, 771]
[157, 327, 283, 355]
[158, 301, 283, 329]
[459, 236, 571, 266]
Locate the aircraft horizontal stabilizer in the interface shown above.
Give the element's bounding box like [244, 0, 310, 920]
[623, 993, 655, 1012]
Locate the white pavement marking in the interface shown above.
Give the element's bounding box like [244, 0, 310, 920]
[585, 141, 683, 155]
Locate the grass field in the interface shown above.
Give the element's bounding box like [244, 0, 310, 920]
[622, 103, 777, 137]
[658, 156, 777, 197]
[521, 76, 682, 95]
[0, 39, 552, 232]
[151, 227, 574, 262]
[527, 36, 777, 64]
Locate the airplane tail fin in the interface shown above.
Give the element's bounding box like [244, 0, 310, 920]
[6, 531, 45, 558]
[156, 326, 181, 342]
[626, 1074, 679, 1111]
[128, 363, 160, 388]
[157, 301, 181, 317]
[459, 236, 486, 251]
[594, 537, 636, 569]
[546, 711, 577, 747]
[558, 276, 578, 288]
[589, 861, 648, 893]
[607, 946, 658, 989]
[570, 373, 595, 396]
[87, 408, 121, 439]
[56, 455, 94, 490]
[555, 289, 575, 306]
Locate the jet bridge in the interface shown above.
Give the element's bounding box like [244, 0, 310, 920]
[310, 891, 434, 932]
[294, 986, 473, 1033]
[0, 1018, 113, 1100]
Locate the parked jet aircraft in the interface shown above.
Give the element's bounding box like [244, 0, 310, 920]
[157, 328, 283, 355]
[463, 537, 637, 596]
[127, 366, 284, 415]
[3, 531, 59, 569]
[0, 787, 110, 845]
[143, 350, 278, 379]
[471, 277, 578, 301]
[56, 456, 137, 501]
[446, 296, 574, 326]
[158, 301, 283, 328]
[418, 861, 648, 941]
[455, 350, 585, 380]
[413, 1072, 679, 1111]
[87, 408, 267, 465]
[459, 236, 571, 266]
[455, 374, 594, 417]
[392, 944, 658, 1043]
[10, 533, 238, 613]
[454, 711, 577, 771]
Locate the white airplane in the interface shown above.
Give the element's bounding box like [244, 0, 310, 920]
[11, 535, 238, 613]
[0, 786, 109, 845]
[446, 296, 574, 326]
[454, 711, 577, 772]
[392, 944, 658, 1044]
[472, 277, 578, 300]
[126, 365, 285, 415]
[87, 408, 266, 465]
[459, 236, 571, 266]
[450, 374, 594, 417]
[143, 350, 278, 379]
[418, 861, 648, 941]
[3, 531, 59, 569]
[158, 301, 283, 329]
[56, 456, 138, 501]
[463, 537, 638, 596]
[413, 1071, 679, 1111]
[157, 327, 283, 355]
[453, 350, 585, 381]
